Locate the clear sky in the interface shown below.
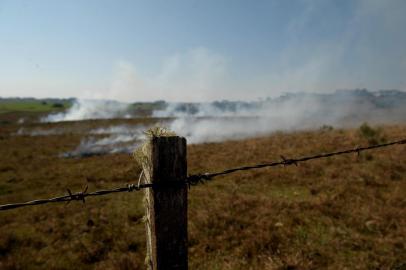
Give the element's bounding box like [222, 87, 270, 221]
[0, 0, 405, 102]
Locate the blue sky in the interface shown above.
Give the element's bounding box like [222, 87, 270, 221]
[0, 0, 405, 102]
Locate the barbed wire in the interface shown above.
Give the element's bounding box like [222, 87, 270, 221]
[0, 183, 154, 211]
[186, 138, 406, 185]
[0, 138, 405, 211]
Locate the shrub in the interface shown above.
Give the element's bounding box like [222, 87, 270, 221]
[320, 125, 334, 132]
[52, 103, 64, 108]
[358, 122, 386, 145]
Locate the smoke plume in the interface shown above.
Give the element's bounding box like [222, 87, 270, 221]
[156, 90, 406, 143]
[41, 99, 131, 122]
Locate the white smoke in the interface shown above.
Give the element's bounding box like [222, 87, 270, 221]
[62, 134, 142, 158]
[153, 102, 256, 118]
[163, 102, 320, 144]
[41, 99, 131, 122]
[16, 90, 406, 157]
[14, 124, 151, 158]
[156, 91, 406, 143]
[62, 124, 150, 158]
[15, 127, 66, 136]
[89, 125, 142, 135]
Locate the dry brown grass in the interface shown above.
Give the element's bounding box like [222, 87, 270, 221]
[0, 117, 405, 269]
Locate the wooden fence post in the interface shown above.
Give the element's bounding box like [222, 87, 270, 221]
[143, 136, 188, 270]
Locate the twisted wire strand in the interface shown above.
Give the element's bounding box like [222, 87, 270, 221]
[0, 138, 405, 211]
[0, 183, 154, 211]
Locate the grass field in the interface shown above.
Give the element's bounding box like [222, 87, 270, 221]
[0, 114, 405, 269]
[0, 100, 71, 114]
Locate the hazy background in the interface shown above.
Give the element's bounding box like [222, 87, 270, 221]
[1, 0, 405, 102]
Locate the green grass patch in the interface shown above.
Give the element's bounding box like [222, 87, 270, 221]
[0, 100, 71, 113]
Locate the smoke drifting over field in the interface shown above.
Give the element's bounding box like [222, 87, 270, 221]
[63, 126, 146, 158]
[156, 90, 406, 143]
[17, 90, 406, 157]
[15, 124, 152, 157]
[42, 99, 131, 122]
